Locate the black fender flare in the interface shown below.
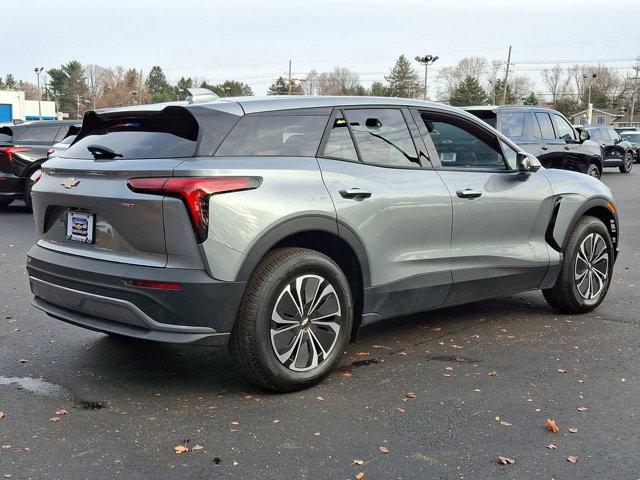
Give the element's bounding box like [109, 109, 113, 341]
[235, 214, 372, 287]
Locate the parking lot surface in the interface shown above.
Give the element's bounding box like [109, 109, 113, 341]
[1, 170, 639, 479]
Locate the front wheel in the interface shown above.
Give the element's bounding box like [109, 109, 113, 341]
[586, 163, 601, 179]
[543, 216, 614, 314]
[619, 152, 633, 173]
[230, 248, 353, 392]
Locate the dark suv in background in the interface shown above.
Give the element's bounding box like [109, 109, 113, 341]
[582, 125, 634, 173]
[620, 130, 640, 161]
[465, 106, 603, 178]
[0, 120, 80, 209]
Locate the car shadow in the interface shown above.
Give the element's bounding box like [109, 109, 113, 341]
[70, 291, 558, 397]
[0, 201, 31, 214]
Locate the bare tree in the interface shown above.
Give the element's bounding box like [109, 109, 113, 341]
[437, 56, 488, 101]
[542, 64, 571, 108]
[306, 67, 362, 95]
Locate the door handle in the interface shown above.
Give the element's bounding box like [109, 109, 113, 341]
[540, 145, 548, 151]
[564, 146, 571, 150]
[456, 189, 483, 199]
[339, 188, 372, 200]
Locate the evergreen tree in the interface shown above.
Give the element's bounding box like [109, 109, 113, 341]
[47, 60, 88, 113]
[4, 74, 16, 89]
[267, 76, 303, 95]
[449, 75, 487, 106]
[176, 77, 194, 99]
[145, 66, 173, 103]
[493, 79, 518, 105]
[385, 55, 421, 98]
[523, 92, 539, 106]
[370, 81, 391, 97]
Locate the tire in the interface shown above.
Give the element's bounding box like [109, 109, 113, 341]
[619, 151, 633, 173]
[230, 247, 353, 392]
[543, 216, 614, 314]
[586, 163, 601, 179]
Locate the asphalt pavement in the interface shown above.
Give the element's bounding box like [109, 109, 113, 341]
[1, 168, 639, 479]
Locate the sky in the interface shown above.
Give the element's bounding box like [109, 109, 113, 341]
[6, 0, 640, 97]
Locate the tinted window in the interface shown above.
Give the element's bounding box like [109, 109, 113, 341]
[322, 115, 358, 162]
[553, 114, 576, 141]
[422, 115, 507, 170]
[530, 113, 543, 138]
[607, 127, 620, 142]
[468, 110, 497, 128]
[621, 132, 640, 142]
[588, 128, 601, 140]
[500, 112, 525, 137]
[345, 108, 418, 167]
[216, 114, 328, 157]
[21, 125, 62, 143]
[599, 127, 611, 141]
[534, 113, 555, 139]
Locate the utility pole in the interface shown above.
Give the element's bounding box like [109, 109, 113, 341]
[288, 60, 292, 95]
[500, 46, 512, 105]
[415, 55, 439, 100]
[34, 67, 44, 120]
[583, 72, 597, 124]
[631, 65, 640, 125]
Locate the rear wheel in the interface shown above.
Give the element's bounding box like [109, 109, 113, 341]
[586, 163, 601, 179]
[619, 151, 633, 173]
[230, 248, 353, 392]
[543, 216, 614, 314]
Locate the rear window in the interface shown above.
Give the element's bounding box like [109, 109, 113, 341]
[467, 110, 497, 128]
[20, 125, 62, 143]
[215, 113, 329, 157]
[62, 107, 199, 160]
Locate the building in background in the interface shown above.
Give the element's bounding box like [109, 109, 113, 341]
[0, 90, 57, 123]
[570, 108, 622, 126]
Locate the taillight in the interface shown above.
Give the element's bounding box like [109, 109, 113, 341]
[47, 148, 55, 158]
[30, 169, 43, 185]
[127, 176, 261, 242]
[0, 147, 30, 162]
[129, 279, 182, 290]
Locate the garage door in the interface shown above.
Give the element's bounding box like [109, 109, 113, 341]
[0, 104, 12, 122]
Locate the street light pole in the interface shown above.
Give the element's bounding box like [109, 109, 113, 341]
[34, 67, 44, 120]
[415, 55, 439, 100]
[583, 72, 597, 124]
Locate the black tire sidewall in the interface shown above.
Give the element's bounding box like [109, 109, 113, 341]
[565, 218, 614, 310]
[587, 164, 600, 178]
[250, 251, 353, 388]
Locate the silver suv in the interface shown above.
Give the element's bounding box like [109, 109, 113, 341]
[27, 94, 619, 391]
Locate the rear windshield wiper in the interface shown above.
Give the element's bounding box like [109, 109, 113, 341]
[87, 145, 123, 159]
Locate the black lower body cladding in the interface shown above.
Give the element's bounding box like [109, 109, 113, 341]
[26, 245, 245, 344]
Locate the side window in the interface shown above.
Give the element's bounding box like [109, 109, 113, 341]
[535, 113, 555, 139]
[530, 113, 543, 138]
[553, 114, 576, 141]
[344, 108, 419, 168]
[20, 126, 62, 143]
[589, 128, 601, 141]
[599, 127, 611, 141]
[607, 127, 620, 142]
[215, 114, 328, 157]
[321, 114, 358, 162]
[421, 114, 508, 170]
[499, 112, 525, 137]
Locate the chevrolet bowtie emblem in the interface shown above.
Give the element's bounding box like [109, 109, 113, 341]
[61, 178, 80, 189]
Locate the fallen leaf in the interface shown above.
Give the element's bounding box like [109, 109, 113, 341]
[1, 445, 11, 449]
[396, 407, 406, 413]
[372, 345, 390, 350]
[499, 421, 512, 427]
[174, 445, 189, 454]
[356, 352, 369, 356]
[404, 392, 416, 400]
[455, 356, 465, 362]
[398, 351, 407, 356]
[545, 419, 560, 433]
[577, 407, 587, 412]
[567, 456, 578, 463]
[231, 421, 239, 426]
[0, 412, 4, 419]
[430, 327, 442, 331]
[55, 409, 68, 416]
[244, 395, 252, 400]
[568, 428, 578, 433]
[49, 416, 61, 422]
[192, 445, 204, 451]
[379, 446, 389, 454]
[488, 371, 497, 376]
[444, 366, 454, 371]
[315, 396, 324, 401]
[498, 456, 515, 465]
[557, 369, 566, 373]
[353, 459, 364, 465]
[273, 419, 280, 423]
[355, 473, 365, 479]
[342, 371, 353, 378]
[547, 444, 556, 449]
[313, 432, 320, 436]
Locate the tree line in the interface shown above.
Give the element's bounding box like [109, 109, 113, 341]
[1, 54, 638, 119]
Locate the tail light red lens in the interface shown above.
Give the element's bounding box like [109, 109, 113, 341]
[130, 279, 182, 290]
[0, 147, 30, 162]
[127, 176, 261, 242]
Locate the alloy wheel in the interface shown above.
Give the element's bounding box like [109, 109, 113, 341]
[270, 274, 342, 372]
[574, 233, 609, 300]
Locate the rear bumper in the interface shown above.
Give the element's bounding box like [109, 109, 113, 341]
[26, 244, 245, 345]
[0, 173, 24, 197]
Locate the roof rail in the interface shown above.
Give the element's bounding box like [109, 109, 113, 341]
[186, 88, 220, 103]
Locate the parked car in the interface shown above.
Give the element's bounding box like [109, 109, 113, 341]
[465, 106, 604, 178]
[47, 135, 77, 158]
[581, 125, 634, 173]
[0, 120, 80, 209]
[620, 130, 640, 162]
[27, 94, 619, 391]
[613, 126, 638, 134]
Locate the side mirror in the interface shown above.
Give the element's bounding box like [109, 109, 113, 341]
[517, 152, 532, 173]
[578, 129, 590, 142]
